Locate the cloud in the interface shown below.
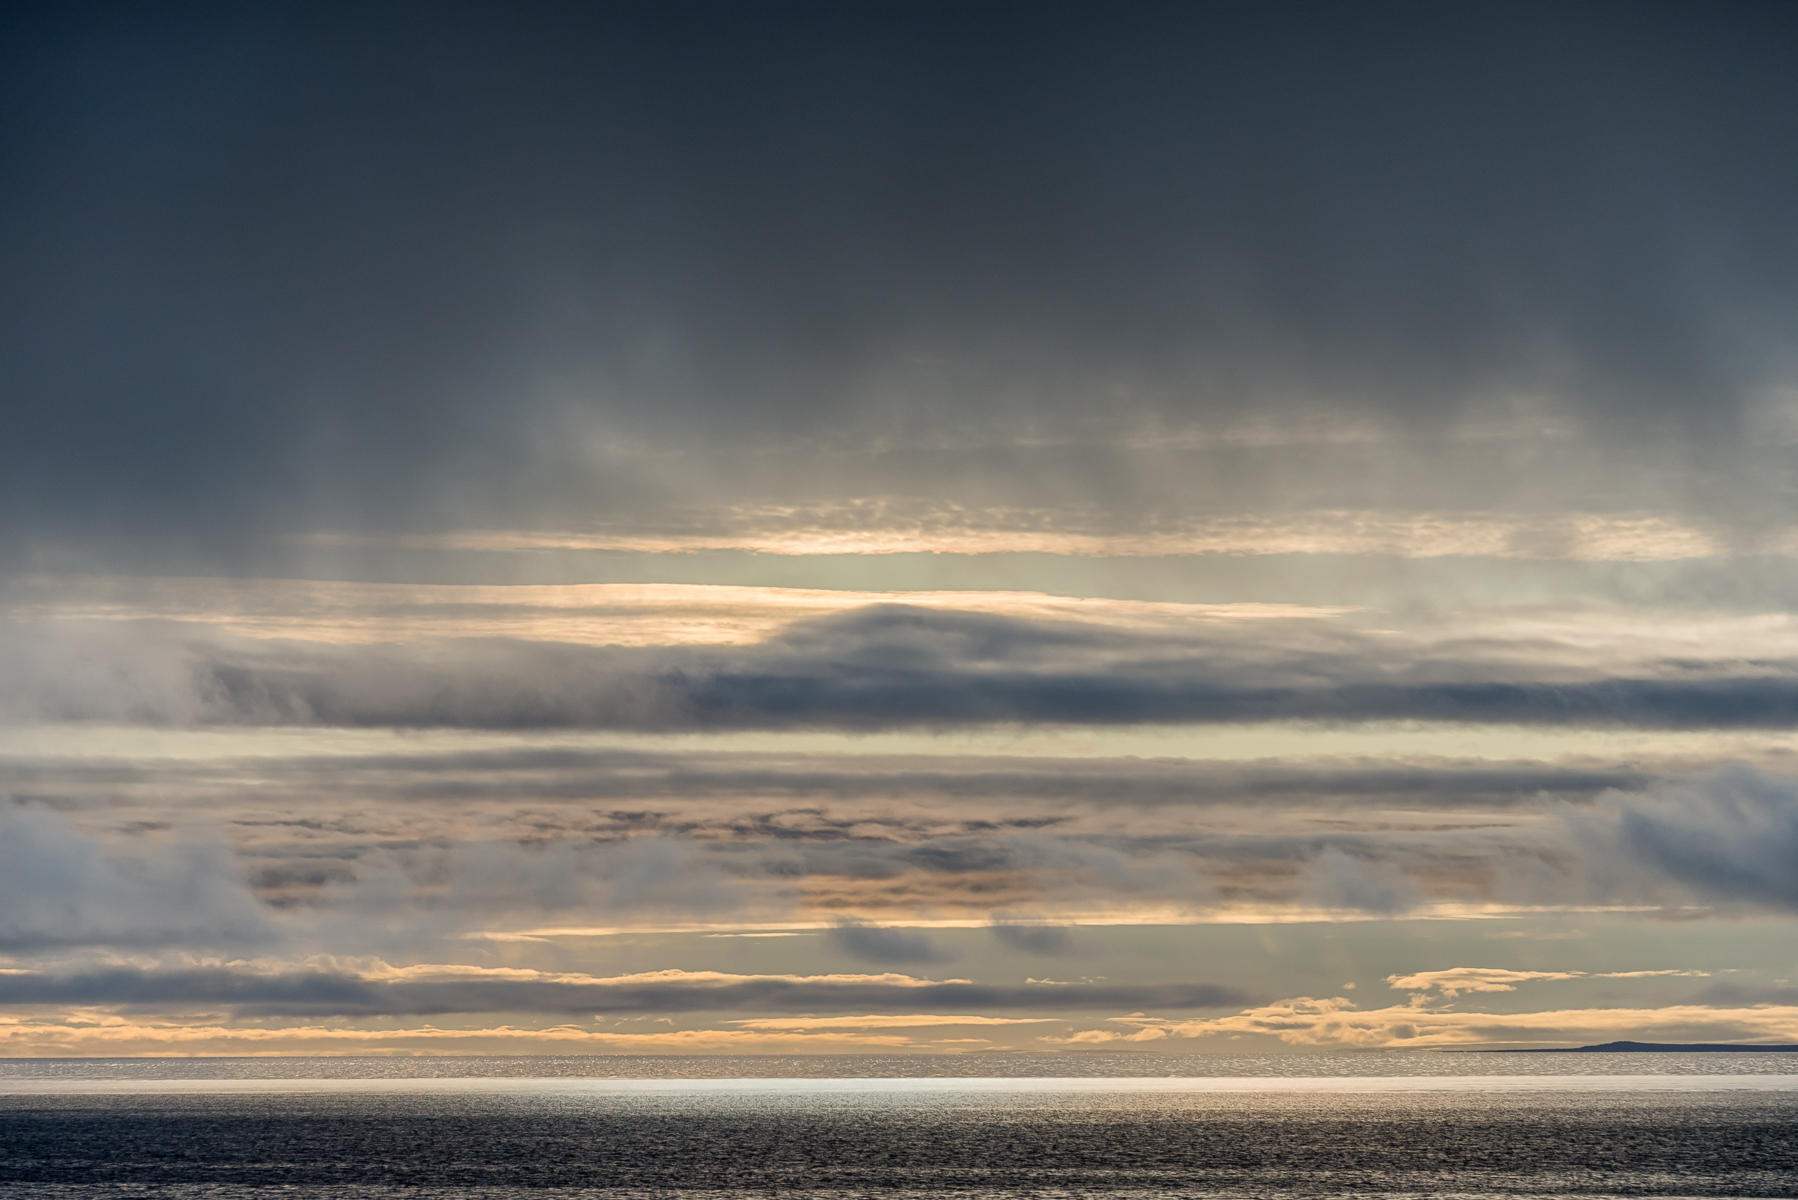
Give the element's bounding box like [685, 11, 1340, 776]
[274, 835, 754, 957]
[19, 604, 1798, 733]
[5, 4, 1794, 1063]
[0, 801, 269, 951]
[401, 836, 739, 915]
[30, 739, 1798, 930]
[1387, 967, 1712, 997]
[1582, 769, 1798, 912]
[2, 736, 1653, 813]
[0, 964, 1250, 1018]
[987, 916, 1074, 956]
[5, 6, 1798, 561]
[728, 1014, 1057, 1030]
[1302, 848, 1421, 915]
[1386, 968, 1585, 997]
[1107, 995, 1798, 1049]
[294, 510, 1738, 563]
[0, 575, 1354, 649]
[0, 1019, 929, 1057]
[825, 920, 954, 965]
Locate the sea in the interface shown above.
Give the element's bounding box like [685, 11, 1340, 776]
[1, 1053, 1795, 1197]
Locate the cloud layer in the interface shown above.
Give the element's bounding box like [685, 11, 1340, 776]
[0, 964, 1249, 1019]
[6, 5, 1798, 556]
[14, 603, 1798, 732]
[6, 4, 1796, 1056]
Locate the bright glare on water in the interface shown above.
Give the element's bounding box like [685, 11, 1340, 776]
[2, 1054, 1796, 1197]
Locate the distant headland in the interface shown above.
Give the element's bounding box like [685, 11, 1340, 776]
[1468, 1041, 1798, 1053]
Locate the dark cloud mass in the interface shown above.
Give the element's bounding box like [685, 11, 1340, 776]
[825, 919, 955, 965]
[11, 605, 1798, 731]
[4, 2, 1797, 553]
[1579, 769, 1798, 912]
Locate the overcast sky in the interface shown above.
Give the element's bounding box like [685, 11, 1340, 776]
[4, 1, 1798, 1056]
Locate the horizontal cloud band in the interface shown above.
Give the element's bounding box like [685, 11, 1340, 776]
[13, 606, 1798, 731]
[0, 967, 1249, 1018]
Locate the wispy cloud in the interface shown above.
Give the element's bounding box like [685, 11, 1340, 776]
[296, 509, 1733, 562]
[1385, 967, 1708, 997]
[1109, 998, 1798, 1049]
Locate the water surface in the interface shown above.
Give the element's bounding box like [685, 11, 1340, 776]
[3, 1055, 1793, 1197]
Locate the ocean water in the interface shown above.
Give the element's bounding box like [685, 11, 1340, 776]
[2, 1054, 1795, 1197]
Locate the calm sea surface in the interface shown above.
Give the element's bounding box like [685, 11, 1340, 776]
[2, 1054, 1795, 1197]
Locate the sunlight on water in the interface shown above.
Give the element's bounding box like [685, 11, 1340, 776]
[4, 1082, 1797, 1198]
[5, 1056, 1796, 1196]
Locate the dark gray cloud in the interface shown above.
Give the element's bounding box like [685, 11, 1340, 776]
[11, 605, 1798, 731]
[825, 919, 954, 965]
[4, 3, 1797, 557]
[0, 964, 1250, 1018]
[1577, 769, 1798, 912]
[987, 917, 1075, 956]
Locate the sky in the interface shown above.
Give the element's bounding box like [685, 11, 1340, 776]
[3, 0, 1798, 1056]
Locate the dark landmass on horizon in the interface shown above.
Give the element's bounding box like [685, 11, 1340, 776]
[1465, 1041, 1798, 1053]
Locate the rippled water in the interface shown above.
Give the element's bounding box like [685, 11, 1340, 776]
[2, 1056, 1795, 1197]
